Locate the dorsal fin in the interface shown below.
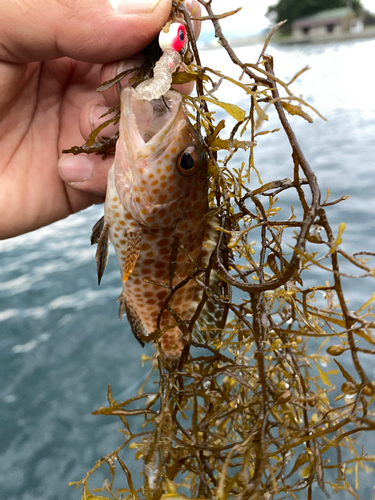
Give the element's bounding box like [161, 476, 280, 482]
[91, 216, 105, 245]
[95, 223, 110, 285]
[191, 213, 228, 342]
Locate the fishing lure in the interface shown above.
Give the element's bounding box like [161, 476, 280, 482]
[135, 22, 186, 101]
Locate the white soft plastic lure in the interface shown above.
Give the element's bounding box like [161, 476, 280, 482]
[135, 22, 186, 101]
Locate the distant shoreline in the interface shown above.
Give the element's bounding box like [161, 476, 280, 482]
[199, 26, 375, 50]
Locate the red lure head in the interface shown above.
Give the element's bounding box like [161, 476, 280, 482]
[159, 23, 186, 53]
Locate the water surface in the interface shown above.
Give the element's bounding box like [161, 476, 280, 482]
[1, 39, 375, 499]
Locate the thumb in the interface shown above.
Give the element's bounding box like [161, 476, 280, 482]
[0, 0, 172, 63]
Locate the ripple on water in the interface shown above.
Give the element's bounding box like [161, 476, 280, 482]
[1, 42, 375, 499]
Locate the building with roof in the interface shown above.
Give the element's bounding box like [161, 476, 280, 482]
[292, 7, 364, 42]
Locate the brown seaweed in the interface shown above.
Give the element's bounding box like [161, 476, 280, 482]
[67, 2, 375, 499]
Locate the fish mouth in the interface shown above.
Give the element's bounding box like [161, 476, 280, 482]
[121, 88, 183, 154]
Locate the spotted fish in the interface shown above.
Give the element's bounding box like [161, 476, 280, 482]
[93, 88, 219, 362]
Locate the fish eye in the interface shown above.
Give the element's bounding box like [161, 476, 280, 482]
[177, 148, 198, 176]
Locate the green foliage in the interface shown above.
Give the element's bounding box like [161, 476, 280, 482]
[68, 1, 375, 499]
[267, 0, 362, 33]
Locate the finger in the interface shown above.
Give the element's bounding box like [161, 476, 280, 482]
[58, 153, 114, 198]
[184, 0, 202, 39]
[100, 56, 146, 108]
[79, 100, 119, 142]
[0, 0, 172, 63]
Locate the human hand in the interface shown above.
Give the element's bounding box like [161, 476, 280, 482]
[0, 0, 201, 239]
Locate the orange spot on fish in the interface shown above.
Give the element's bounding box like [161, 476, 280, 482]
[157, 168, 161, 174]
[160, 175, 166, 180]
[140, 187, 145, 192]
[113, 197, 118, 201]
[152, 188, 160, 194]
[165, 154, 170, 160]
[151, 180, 158, 186]
[119, 221, 125, 226]
[167, 185, 175, 193]
[141, 243, 150, 250]
[141, 208, 148, 215]
[160, 195, 167, 203]
[125, 214, 132, 220]
[135, 197, 140, 203]
[144, 258, 155, 266]
[166, 165, 172, 172]
[171, 147, 177, 154]
[113, 233, 118, 238]
[158, 238, 169, 247]
[173, 295, 183, 305]
[133, 186, 138, 192]
[114, 212, 120, 218]
[170, 174, 176, 181]
[149, 173, 154, 179]
[120, 239, 126, 244]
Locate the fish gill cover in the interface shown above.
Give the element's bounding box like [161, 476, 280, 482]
[63, 1, 375, 499]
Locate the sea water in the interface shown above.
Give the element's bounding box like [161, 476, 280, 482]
[1, 38, 375, 499]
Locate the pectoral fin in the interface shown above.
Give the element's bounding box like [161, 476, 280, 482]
[118, 293, 147, 347]
[122, 229, 142, 283]
[95, 222, 110, 285]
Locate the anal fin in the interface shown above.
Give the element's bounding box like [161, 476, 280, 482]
[118, 293, 147, 347]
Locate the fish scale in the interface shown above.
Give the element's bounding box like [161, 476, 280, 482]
[95, 88, 212, 363]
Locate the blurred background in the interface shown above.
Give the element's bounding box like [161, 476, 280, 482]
[1, 1, 375, 498]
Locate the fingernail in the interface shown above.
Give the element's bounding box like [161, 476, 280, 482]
[59, 155, 93, 183]
[117, 56, 145, 91]
[90, 104, 110, 130]
[110, 0, 161, 15]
